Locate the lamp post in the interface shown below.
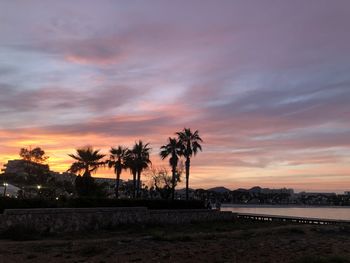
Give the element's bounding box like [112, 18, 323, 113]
[3, 182, 8, 197]
[37, 185, 41, 198]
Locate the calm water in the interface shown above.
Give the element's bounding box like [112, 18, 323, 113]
[221, 205, 350, 220]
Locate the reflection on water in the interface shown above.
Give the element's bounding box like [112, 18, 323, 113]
[221, 205, 350, 220]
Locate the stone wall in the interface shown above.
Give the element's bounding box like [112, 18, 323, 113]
[0, 207, 236, 233]
[149, 209, 235, 224]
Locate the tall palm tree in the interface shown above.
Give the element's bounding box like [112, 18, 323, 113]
[125, 149, 138, 198]
[68, 146, 106, 177]
[176, 128, 203, 200]
[132, 140, 152, 198]
[160, 137, 182, 200]
[107, 146, 128, 199]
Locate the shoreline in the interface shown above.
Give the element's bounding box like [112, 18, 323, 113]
[221, 204, 350, 221]
[222, 204, 350, 208]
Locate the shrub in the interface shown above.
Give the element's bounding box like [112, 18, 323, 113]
[0, 197, 205, 212]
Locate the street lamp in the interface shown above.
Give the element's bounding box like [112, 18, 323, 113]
[37, 185, 42, 198]
[3, 182, 8, 197]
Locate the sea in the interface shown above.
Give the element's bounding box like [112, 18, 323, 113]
[221, 204, 350, 221]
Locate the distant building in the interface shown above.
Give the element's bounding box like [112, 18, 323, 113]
[260, 187, 294, 195]
[2, 159, 49, 175]
[50, 171, 76, 183]
[175, 188, 195, 200]
[244, 186, 294, 195]
[0, 183, 20, 197]
[345, 191, 350, 196]
[298, 192, 336, 197]
[94, 177, 117, 185]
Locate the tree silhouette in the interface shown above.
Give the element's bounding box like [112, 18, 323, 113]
[68, 147, 105, 176]
[160, 137, 182, 200]
[148, 167, 175, 199]
[132, 140, 151, 198]
[19, 147, 49, 164]
[18, 147, 50, 191]
[67, 147, 105, 197]
[177, 128, 203, 200]
[124, 149, 138, 198]
[107, 146, 128, 199]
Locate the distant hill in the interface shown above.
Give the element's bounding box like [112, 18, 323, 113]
[207, 186, 231, 193]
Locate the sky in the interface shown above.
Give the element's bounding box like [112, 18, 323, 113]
[0, 0, 350, 193]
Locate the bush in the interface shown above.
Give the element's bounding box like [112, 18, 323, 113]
[0, 197, 57, 213]
[65, 198, 205, 210]
[0, 197, 205, 212]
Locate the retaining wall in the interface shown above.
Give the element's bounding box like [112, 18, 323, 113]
[0, 207, 236, 233]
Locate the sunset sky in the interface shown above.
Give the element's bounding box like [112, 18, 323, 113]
[0, 1, 349, 193]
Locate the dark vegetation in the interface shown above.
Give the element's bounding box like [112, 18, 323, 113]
[0, 197, 205, 213]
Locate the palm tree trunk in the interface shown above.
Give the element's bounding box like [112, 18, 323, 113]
[132, 171, 136, 199]
[115, 171, 120, 199]
[137, 170, 141, 198]
[171, 165, 176, 200]
[185, 157, 190, 201]
[83, 167, 90, 177]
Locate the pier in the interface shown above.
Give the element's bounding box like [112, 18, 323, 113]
[236, 212, 350, 225]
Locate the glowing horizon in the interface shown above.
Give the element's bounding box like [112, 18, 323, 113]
[0, 1, 350, 193]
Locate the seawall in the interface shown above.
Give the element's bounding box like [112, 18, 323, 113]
[0, 207, 236, 233]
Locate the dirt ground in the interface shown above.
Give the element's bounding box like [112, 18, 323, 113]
[0, 220, 349, 263]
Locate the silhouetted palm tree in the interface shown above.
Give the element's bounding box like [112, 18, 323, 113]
[177, 128, 203, 200]
[160, 137, 182, 200]
[132, 140, 152, 198]
[107, 146, 128, 199]
[68, 147, 106, 197]
[125, 149, 138, 198]
[68, 146, 105, 177]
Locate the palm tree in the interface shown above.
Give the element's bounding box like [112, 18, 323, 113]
[176, 128, 203, 200]
[68, 146, 105, 176]
[132, 140, 152, 198]
[125, 149, 138, 198]
[67, 146, 105, 197]
[160, 137, 182, 200]
[107, 146, 128, 199]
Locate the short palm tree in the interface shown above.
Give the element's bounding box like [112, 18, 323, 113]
[67, 147, 106, 197]
[68, 146, 106, 176]
[160, 137, 182, 200]
[107, 146, 128, 199]
[132, 140, 152, 198]
[176, 128, 203, 200]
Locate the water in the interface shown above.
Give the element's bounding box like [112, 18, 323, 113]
[221, 204, 350, 221]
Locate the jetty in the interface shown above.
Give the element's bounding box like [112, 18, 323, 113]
[236, 212, 350, 225]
